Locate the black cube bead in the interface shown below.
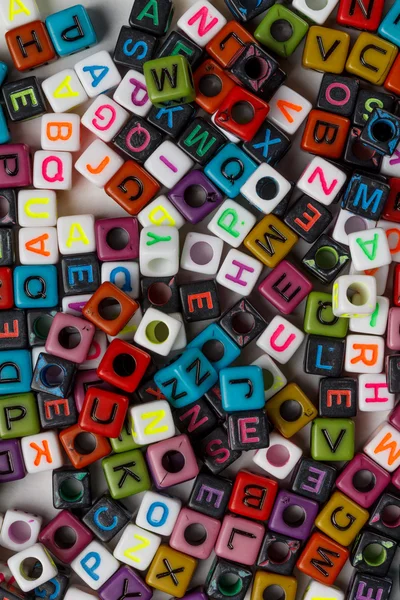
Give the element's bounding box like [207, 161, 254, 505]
[360, 108, 400, 156]
[31, 352, 77, 399]
[129, 0, 173, 36]
[178, 117, 227, 165]
[259, 67, 287, 102]
[141, 276, 181, 313]
[180, 279, 220, 322]
[301, 234, 350, 283]
[229, 43, 278, 94]
[27, 309, 58, 347]
[343, 172, 390, 220]
[206, 557, 252, 600]
[147, 102, 196, 138]
[219, 298, 267, 348]
[174, 398, 218, 440]
[291, 458, 336, 503]
[157, 30, 203, 67]
[61, 254, 100, 296]
[0, 228, 14, 266]
[114, 116, 164, 164]
[204, 383, 226, 420]
[38, 393, 77, 430]
[113, 26, 157, 71]
[304, 335, 345, 377]
[3, 76, 47, 122]
[319, 377, 357, 418]
[284, 194, 332, 243]
[243, 120, 291, 167]
[350, 531, 397, 577]
[0, 189, 17, 226]
[188, 472, 232, 519]
[198, 427, 241, 475]
[257, 531, 302, 575]
[0, 309, 27, 349]
[225, 0, 275, 22]
[386, 354, 400, 393]
[227, 410, 269, 451]
[83, 494, 130, 542]
[347, 573, 392, 600]
[344, 127, 383, 172]
[52, 468, 91, 510]
[368, 493, 400, 542]
[353, 89, 396, 127]
[317, 74, 359, 117]
[136, 377, 166, 403]
[30, 567, 69, 600]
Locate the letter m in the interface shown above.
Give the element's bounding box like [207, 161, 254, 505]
[310, 546, 340, 577]
[184, 125, 216, 157]
[352, 183, 383, 216]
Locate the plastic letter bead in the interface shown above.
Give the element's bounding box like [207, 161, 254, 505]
[130, 400, 174, 445]
[180, 233, 223, 275]
[41, 113, 81, 152]
[129, 0, 173, 37]
[113, 69, 152, 117]
[336, 453, 390, 508]
[75, 140, 124, 188]
[254, 5, 308, 58]
[301, 109, 350, 159]
[33, 151, 73, 191]
[82, 95, 129, 144]
[118, 525, 158, 576]
[99, 566, 153, 600]
[134, 308, 182, 356]
[45, 4, 97, 56]
[351, 530, 396, 577]
[136, 491, 181, 536]
[95, 218, 139, 262]
[302, 26, 350, 74]
[244, 215, 298, 269]
[297, 158, 347, 206]
[83, 282, 139, 337]
[266, 383, 317, 438]
[346, 33, 398, 86]
[21, 430, 63, 473]
[345, 334, 385, 374]
[358, 373, 395, 412]
[177, 1, 226, 47]
[39, 509, 93, 562]
[206, 21, 255, 67]
[292, 457, 336, 504]
[170, 507, 220, 559]
[348, 574, 393, 600]
[296, 532, 348, 586]
[214, 87, 270, 143]
[0, 143, 31, 188]
[269, 490, 319, 541]
[251, 573, 297, 600]
[188, 473, 232, 519]
[79, 385, 128, 438]
[368, 492, 400, 542]
[144, 141, 194, 189]
[253, 432, 303, 480]
[364, 423, 400, 472]
[0, 439, 25, 482]
[114, 25, 157, 71]
[82, 494, 129, 543]
[179, 116, 228, 163]
[2, 77, 44, 125]
[0, 509, 42, 551]
[7, 543, 57, 593]
[0, 391, 40, 439]
[219, 366, 264, 413]
[144, 55, 195, 107]
[206, 557, 252, 600]
[45, 313, 94, 364]
[251, 355, 287, 401]
[207, 199, 256, 248]
[168, 171, 224, 225]
[18, 227, 59, 265]
[267, 85, 312, 135]
[315, 490, 369, 546]
[6, 20, 56, 72]
[71, 540, 119, 590]
[105, 161, 160, 216]
[259, 260, 312, 316]
[101, 261, 139, 300]
[214, 514, 264, 565]
[57, 214, 96, 255]
[256, 315, 305, 365]
[311, 417, 355, 461]
[0, 350, 33, 395]
[293, 0, 339, 24]
[0, 0, 40, 29]
[187, 323, 240, 372]
[204, 144, 257, 199]
[138, 195, 185, 229]
[216, 249, 263, 296]
[332, 275, 377, 318]
[102, 448, 151, 500]
[304, 291, 347, 339]
[75, 51, 121, 98]
[42, 69, 89, 112]
[348, 228, 392, 271]
[146, 434, 199, 489]
[145, 545, 197, 597]
[52, 468, 91, 510]
[240, 163, 291, 214]
[61, 256, 100, 298]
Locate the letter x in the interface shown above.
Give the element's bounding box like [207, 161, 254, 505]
[156, 559, 184, 586]
[253, 129, 281, 158]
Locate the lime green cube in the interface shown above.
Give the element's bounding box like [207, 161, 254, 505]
[311, 418, 355, 462]
[144, 55, 195, 107]
[0, 393, 40, 439]
[110, 420, 141, 454]
[304, 291, 349, 338]
[255, 5, 309, 58]
[102, 449, 151, 500]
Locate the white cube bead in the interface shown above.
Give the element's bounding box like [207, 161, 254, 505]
[65, 587, 97, 600]
[33, 151, 73, 190]
[364, 423, 400, 472]
[18, 190, 57, 227]
[251, 354, 287, 401]
[57, 214, 96, 255]
[177, 1, 227, 47]
[211, 112, 240, 143]
[170, 312, 187, 352]
[297, 157, 347, 205]
[256, 315, 305, 364]
[133, 308, 182, 356]
[345, 334, 385, 374]
[349, 262, 389, 296]
[268, 86, 312, 135]
[138, 195, 185, 229]
[79, 330, 108, 371]
[113, 69, 152, 117]
[107, 308, 143, 343]
[71, 540, 119, 590]
[207, 199, 256, 248]
[332, 209, 376, 246]
[0, 509, 42, 552]
[181, 232, 223, 275]
[381, 142, 400, 177]
[0, 0, 40, 29]
[303, 582, 344, 600]
[332, 275, 377, 317]
[19, 227, 59, 265]
[75, 139, 124, 188]
[62, 294, 92, 316]
[216, 249, 263, 295]
[75, 51, 122, 98]
[348, 227, 392, 271]
[130, 400, 175, 445]
[377, 219, 400, 262]
[358, 373, 395, 412]
[253, 432, 302, 480]
[113, 524, 161, 570]
[42, 69, 88, 112]
[241, 163, 291, 214]
[136, 491, 182, 536]
[349, 296, 389, 336]
[292, 0, 339, 24]
[41, 113, 81, 152]
[8, 544, 57, 593]
[101, 261, 140, 299]
[144, 141, 194, 189]
[81, 95, 129, 143]
[21, 431, 63, 474]
[139, 226, 179, 277]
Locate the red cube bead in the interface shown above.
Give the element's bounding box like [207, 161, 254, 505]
[337, 0, 384, 32]
[214, 86, 270, 142]
[193, 59, 236, 114]
[97, 339, 151, 393]
[381, 178, 400, 223]
[228, 470, 278, 521]
[0, 267, 14, 310]
[79, 387, 129, 439]
[394, 264, 400, 307]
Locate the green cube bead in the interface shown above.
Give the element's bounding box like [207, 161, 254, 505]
[102, 449, 151, 500]
[0, 393, 40, 439]
[144, 55, 195, 107]
[304, 291, 349, 338]
[110, 420, 141, 453]
[254, 5, 309, 58]
[311, 418, 355, 462]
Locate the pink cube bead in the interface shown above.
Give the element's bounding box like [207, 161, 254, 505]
[389, 402, 400, 431]
[170, 507, 221, 559]
[95, 217, 139, 261]
[45, 313, 96, 364]
[214, 514, 264, 566]
[146, 434, 199, 489]
[0, 144, 32, 188]
[39, 509, 93, 563]
[336, 452, 391, 508]
[387, 307, 400, 350]
[258, 260, 312, 315]
[392, 466, 400, 490]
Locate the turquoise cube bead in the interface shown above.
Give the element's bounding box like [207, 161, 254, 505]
[0, 62, 8, 87]
[0, 350, 32, 394]
[45, 5, 97, 57]
[14, 265, 59, 309]
[379, 0, 400, 46]
[0, 106, 10, 145]
[220, 365, 265, 412]
[204, 143, 257, 198]
[187, 323, 241, 372]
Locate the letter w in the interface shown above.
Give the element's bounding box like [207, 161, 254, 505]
[151, 65, 178, 91]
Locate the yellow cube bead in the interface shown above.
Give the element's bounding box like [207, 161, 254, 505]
[266, 383, 318, 438]
[346, 32, 398, 85]
[244, 215, 298, 268]
[315, 490, 369, 546]
[251, 571, 297, 600]
[146, 545, 197, 598]
[303, 26, 351, 74]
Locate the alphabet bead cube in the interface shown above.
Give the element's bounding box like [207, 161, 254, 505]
[145, 141, 194, 188]
[292, 458, 336, 503]
[0, 439, 25, 483]
[228, 470, 278, 522]
[6, 20, 56, 72]
[99, 566, 153, 600]
[101, 261, 139, 300]
[59, 423, 111, 469]
[45, 4, 97, 56]
[225, 0, 274, 22]
[296, 532, 348, 585]
[364, 423, 400, 472]
[220, 366, 264, 413]
[102, 449, 151, 500]
[71, 540, 119, 590]
[130, 400, 174, 445]
[138, 195, 185, 229]
[114, 25, 157, 71]
[215, 514, 264, 565]
[346, 33, 397, 86]
[253, 432, 303, 480]
[336, 453, 390, 508]
[303, 26, 350, 74]
[39, 509, 93, 563]
[41, 113, 81, 152]
[3, 76, 47, 123]
[266, 383, 317, 438]
[0, 0, 40, 29]
[206, 557, 252, 600]
[170, 507, 220, 559]
[251, 573, 297, 600]
[75, 140, 124, 188]
[269, 490, 319, 541]
[254, 5, 308, 58]
[82, 95, 129, 143]
[33, 151, 73, 191]
[168, 170, 224, 225]
[256, 316, 305, 365]
[21, 430, 63, 473]
[217, 249, 263, 296]
[75, 51, 121, 98]
[61, 255, 100, 297]
[297, 158, 347, 206]
[134, 308, 182, 356]
[180, 233, 223, 275]
[144, 55, 195, 107]
[199, 427, 241, 474]
[178, 117, 227, 165]
[113, 69, 152, 117]
[345, 334, 385, 374]
[208, 199, 256, 248]
[319, 377, 357, 418]
[0, 509, 42, 552]
[241, 163, 291, 214]
[243, 120, 291, 167]
[177, 1, 226, 47]
[42, 69, 88, 112]
[348, 228, 392, 271]
[311, 418, 355, 461]
[358, 374, 395, 412]
[146, 434, 199, 489]
[19, 227, 59, 265]
[333, 275, 377, 319]
[245, 214, 298, 269]
[0, 144, 32, 189]
[259, 260, 312, 316]
[130, 0, 173, 37]
[136, 491, 181, 536]
[315, 490, 369, 546]
[351, 531, 396, 577]
[0, 350, 33, 395]
[267, 85, 312, 135]
[204, 144, 257, 198]
[52, 468, 91, 510]
[57, 214, 96, 256]
[301, 109, 350, 159]
[83, 495, 129, 543]
[8, 544, 57, 593]
[0, 392, 40, 439]
[251, 355, 287, 401]
[188, 473, 232, 519]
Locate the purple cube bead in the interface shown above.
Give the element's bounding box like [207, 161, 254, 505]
[181, 588, 208, 600]
[99, 566, 153, 600]
[268, 490, 319, 541]
[0, 439, 25, 482]
[0, 144, 32, 188]
[95, 217, 139, 261]
[168, 170, 224, 224]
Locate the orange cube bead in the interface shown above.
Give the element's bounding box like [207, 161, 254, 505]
[59, 423, 111, 469]
[206, 21, 256, 68]
[297, 532, 349, 585]
[6, 21, 56, 72]
[105, 161, 160, 216]
[82, 282, 139, 337]
[301, 109, 350, 159]
[193, 59, 236, 114]
[384, 53, 400, 95]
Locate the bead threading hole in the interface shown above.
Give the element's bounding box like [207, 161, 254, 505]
[363, 543, 387, 566]
[256, 177, 279, 201]
[202, 339, 225, 362]
[184, 184, 208, 208]
[41, 364, 64, 387]
[381, 504, 400, 528]
[244, 56, 269, 80]
[217, 573, 243, 597]
[282, 505, 306, 528]
[344, 215, 368, 235]
[98, 298, 121, 321]
[262, 369, 274, 391]
[231, 101, 255, 125]
[270, 19, 293, 43]
[59, 477, 84, 503]
[231, 312, 255, 335]
[145, 320, 169, 344]
[54, 526, 77, 549]
[263, 585, 286, 600]
[33, 314, 53, 340]
[161, 450, 185, 473]
[106, 227, 129, 250]
[58, 326, 81, 349]
[266, 444, 290, 467]
[266, 541, 291, 564]
[184, 523, 207, 546]
[0, 195, 10, 219]
[279, 399, 303, 422]
[74, 432, 97, 455]
[113, 353, 136, 377]
[315, 246, 339, 270]
[20, 558, 42, 581]
[148, 282, 172, 306]
[352, 469, 376, 493]
[190, 241, 214, 265]
[8, 521, 31, 544]
[305, 0, 328, 9]
[199, 74, 222, 97]
[371, 119, 395, 142]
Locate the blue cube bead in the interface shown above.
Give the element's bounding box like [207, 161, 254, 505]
[0, 350, 32, 394]
[0, 106, 10, 144]
[0, 62, 8, 87]
[14, 265, 58, 309]
[379, 0, 400, 46]
[220, 365, 265, 412]
[45, 4, 97, 57]
[204, 143, 257, 198]
[154, 348, 218, 408]
[187, 323, 241, 372]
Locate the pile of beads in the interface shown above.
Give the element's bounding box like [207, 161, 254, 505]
[0, 0, 399, 600]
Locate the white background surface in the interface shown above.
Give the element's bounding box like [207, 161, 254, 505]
[0, 0, 399, 598]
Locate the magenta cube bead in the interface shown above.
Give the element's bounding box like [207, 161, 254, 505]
[95, 217, 139, 261]
[146, 434, 199, 489]
[389, 402, 400, 431]
[45, 312, 96, 364]
[392, 466, 400, 490]
[258, 260, 312, 315]
[170, 507, 221, 559]
[387, 307, 400, 350]
[99, 566, 153, 600]
[268, 490, 319, 541]
[0, 439, 25, 482]
[336, 452, 391, 508]
[168, 170, 224, 224]
[0, 144, 32, 188]
[214, 514, 264, 566]
[39, 509, 93, 563]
